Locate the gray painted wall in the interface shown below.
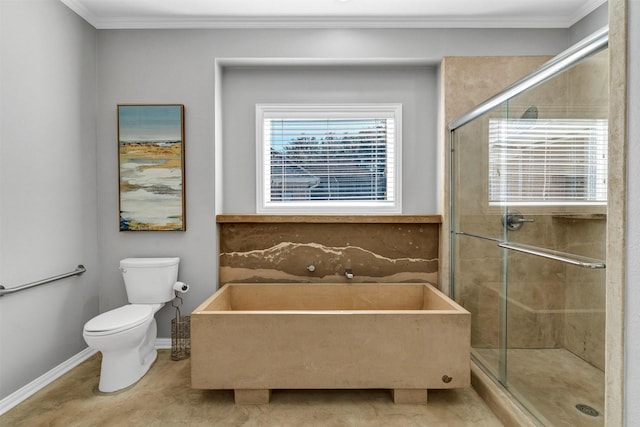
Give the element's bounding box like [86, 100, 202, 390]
[569, 2, 609, 45]
[96, 27, 569, 338]
[222, 64, 437, 213]
[0, 0, 98, 400]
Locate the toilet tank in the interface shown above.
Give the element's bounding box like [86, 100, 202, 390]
[120, 257, 180, 304]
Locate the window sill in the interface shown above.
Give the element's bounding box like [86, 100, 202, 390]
[216, 214, 441, 224]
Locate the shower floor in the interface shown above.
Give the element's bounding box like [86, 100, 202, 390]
[474, 347, 604, 426]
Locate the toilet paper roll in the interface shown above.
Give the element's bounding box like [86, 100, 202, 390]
[173, 281, 189, 293]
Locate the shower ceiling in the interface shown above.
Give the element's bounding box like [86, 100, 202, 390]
[59, 0, 606, 29]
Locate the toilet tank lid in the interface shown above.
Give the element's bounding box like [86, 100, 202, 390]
[120, 257, 180, 268]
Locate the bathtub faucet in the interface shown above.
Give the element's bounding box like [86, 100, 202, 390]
[345, 268, 354, 280]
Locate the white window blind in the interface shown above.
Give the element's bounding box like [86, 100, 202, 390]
[488, 118, 607, 206]
[256, 104, 401, 213]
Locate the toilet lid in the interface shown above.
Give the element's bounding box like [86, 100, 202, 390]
[84, 305, 153, 334]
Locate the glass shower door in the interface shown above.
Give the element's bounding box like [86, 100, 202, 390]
[451, 107, 511, 384]
[496, 49, 608, 424]
[450, 42, 608, 426]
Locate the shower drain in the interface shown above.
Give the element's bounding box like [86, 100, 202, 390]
[575, 404, 600, 417]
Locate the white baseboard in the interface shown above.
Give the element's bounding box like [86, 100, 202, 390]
[0, 347, 98, 417]
[0, 338, 172, 416]
[155, 338, 171, 349]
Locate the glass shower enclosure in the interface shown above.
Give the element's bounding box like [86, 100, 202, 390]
[449, 28, 608, 425]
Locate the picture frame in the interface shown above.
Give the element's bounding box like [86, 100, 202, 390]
[117, 104, 186, 231]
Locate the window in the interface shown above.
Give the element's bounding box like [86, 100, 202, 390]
[488, 118, 607, 206]
[256, 104, 402, 213]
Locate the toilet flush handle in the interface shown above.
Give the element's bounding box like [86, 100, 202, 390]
[119, 266, 127, 273]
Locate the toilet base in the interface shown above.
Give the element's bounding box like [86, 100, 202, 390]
[93, 319, 159, 393]
[98, 348, 158, 393]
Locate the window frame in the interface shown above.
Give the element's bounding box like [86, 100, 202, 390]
[256, 103, 402, 214]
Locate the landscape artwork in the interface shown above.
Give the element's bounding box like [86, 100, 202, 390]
[118, 104, 185, 231]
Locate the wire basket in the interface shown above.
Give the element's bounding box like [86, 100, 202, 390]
[171, 314, 190, 361]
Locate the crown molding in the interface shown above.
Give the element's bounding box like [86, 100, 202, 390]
[59, 0, 100, 26]
[91, 16, 577, 30]
[566, 0, 608, 27]
[60, 0, 608, 30]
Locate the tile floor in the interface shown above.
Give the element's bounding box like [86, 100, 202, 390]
[2, 350, 503, 426]
[474, 348, 604, 426]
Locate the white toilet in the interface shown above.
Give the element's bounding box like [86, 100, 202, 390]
[83, 257, 180, 392]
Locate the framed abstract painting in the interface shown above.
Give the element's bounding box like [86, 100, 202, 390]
[117, 104, 186, 231]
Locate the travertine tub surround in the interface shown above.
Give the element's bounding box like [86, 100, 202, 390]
[217, 215, 441, 285]
[191, 283, 470, 404]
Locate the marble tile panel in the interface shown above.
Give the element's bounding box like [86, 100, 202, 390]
[219, 222, 439, 285]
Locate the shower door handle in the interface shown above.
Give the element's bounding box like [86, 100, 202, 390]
[502, 211, 534, 231]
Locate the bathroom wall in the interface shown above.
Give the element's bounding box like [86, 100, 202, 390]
[569, 2, 609, 45]
[0, 0, 99, 401]
[96, 28, 570, 338]
[442, 55, 562, 350]
[559, 50, 608, 369]
[439, 55, 553, 296]
[218, 215, 440, 285]
[221, 64, 436, 214]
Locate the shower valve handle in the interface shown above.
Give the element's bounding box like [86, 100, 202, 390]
[502, 211, 534, 231]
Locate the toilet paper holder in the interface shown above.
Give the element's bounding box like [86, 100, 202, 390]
[173, 281, 189, 293]
[171, 284, 190, 361]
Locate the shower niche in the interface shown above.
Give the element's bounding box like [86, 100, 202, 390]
[449, 28, 608, 426]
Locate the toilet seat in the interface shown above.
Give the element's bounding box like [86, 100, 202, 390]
[84, 305, 154, 336]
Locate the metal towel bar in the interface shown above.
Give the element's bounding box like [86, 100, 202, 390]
[498, 242, 605, 269]
[455, 231, 502, 242]
[456, 232, 605, 269]
[0, 265, 86, 297]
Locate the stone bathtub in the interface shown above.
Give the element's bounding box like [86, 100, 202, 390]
[191, 283, 470, 404]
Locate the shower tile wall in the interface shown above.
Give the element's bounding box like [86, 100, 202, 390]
[442, 55, 606, 370]
[439, 55, 553, 294]
[442, 55, 559, 350]
[560, 51, 608, 369]
[217, 216, 440, 286]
